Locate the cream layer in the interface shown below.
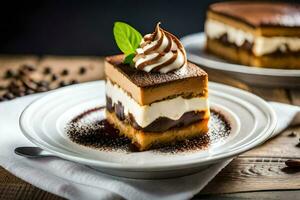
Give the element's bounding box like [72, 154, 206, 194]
[105, 79, 209, 128]
[205, 19, 300, 56]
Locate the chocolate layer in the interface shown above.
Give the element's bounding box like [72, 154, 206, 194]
[106, 96, 205, 132]
[206, 38, 300, 69]
[209, 2, 300, 28]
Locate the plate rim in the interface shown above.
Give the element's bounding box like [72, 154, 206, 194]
[181, 32, 300, 77]
[19, 81, 277, 171]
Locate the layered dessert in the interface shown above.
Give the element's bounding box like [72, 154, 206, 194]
[105, 22, 209, 151]
[205, 2, 300, 69]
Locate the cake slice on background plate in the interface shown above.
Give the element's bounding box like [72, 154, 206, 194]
[205, 1, 300, 69]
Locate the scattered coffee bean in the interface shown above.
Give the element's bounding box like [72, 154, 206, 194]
[37, 80, 49, 88]
[61, 69, 69, 76]
[3, 92, 14, 100]
[23, 78, 38, 90]
[70, 80, 78, 85]
[4, 70, 15, 79]
[285, 159, 300, 168]
[51, 74, 58, 81]
[25, 89, 34, 95]
[59, 81, 67, 87]
[79, 67, 86, 75]
[288, 132, 297, 137]
[10, 87, 21, 96]
[21, 64, 35, 71]
[37, 86, 48, 92]
[18, 92, 25, 97]
[43, 67, 51, 75]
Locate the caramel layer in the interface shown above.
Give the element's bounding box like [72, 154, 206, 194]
[105, 55, 208, 105]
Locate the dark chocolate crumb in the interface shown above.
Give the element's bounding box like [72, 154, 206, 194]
[288, 132, 297, 137]
[61, 69, 69, 76]
[79, 67, 86, 75]
[43, 67, 52, 75]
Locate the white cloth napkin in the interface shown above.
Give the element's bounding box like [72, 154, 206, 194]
[0, 94, 300, 200]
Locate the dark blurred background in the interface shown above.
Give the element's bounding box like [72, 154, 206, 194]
[1, 0, 299, 56]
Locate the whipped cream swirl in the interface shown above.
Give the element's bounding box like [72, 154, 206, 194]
[133, 23, 187, 73]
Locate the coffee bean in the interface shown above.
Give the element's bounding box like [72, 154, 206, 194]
[79, 67, 86, 75]
[22, 78, 38, 90]
[43, 67, 52, 75]
[51, 74, 58, 81]
[4, 70, 15, 79]
[59, 81, 67, 87]
[21, 64, 35, 71]
[9, 87, 21, 95]
[288, 132, 297, 137]
[18, 92, 25, 97]
[25, 89, 34, 95]
[37, 80, 49, 87]
[3, 92, 14, 100]
[70, 80, 78, 85]
[285, 159, 300, 168]
[61, 69, 69, 76]
[37, 86, 48, 92]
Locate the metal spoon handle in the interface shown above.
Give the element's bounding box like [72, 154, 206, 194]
[15, 147, 54, 158]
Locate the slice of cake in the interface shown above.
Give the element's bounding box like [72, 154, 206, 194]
[105, 22, 209, 151]
[205, 2, 300, 69]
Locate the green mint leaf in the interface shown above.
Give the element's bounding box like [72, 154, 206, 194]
[123, 53, 135, 66]
[113, 22, 142, 55]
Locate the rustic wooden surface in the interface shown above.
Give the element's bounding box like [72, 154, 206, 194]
[0, 56, 299, 200]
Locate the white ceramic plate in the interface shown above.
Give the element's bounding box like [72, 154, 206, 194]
[181, 33, 300, 88]
[19, 81, 276, 179]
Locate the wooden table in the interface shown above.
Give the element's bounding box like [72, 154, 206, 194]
[1, 56, 299, 200]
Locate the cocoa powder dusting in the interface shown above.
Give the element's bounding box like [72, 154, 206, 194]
[66, 107, 231, 154]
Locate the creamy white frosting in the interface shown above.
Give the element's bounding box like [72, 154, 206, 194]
[105, 80, 209, 128]
[133, 23, 187, 73]
[205, 19, 300, 56]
